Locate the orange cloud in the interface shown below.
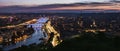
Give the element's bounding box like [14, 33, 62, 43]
[44, 3, 120, 10]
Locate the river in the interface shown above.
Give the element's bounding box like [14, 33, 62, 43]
[3, 17, 49, 51]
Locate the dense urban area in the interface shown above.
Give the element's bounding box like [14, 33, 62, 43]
[0, 13, 120, 51]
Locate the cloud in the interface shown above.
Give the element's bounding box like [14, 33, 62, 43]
[0, 2, 120, 13]
[110, 0, 120, 2]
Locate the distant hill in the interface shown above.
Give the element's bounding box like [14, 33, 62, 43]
[0, 2, 120, 13]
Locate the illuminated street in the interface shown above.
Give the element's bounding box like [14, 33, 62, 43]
[45, 21, 62, 47]
[0, 19, 37, 29]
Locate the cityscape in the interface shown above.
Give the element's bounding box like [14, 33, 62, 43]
[0, 0, 120, 51]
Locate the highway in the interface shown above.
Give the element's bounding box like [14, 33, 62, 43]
[0, 19, 37, 29]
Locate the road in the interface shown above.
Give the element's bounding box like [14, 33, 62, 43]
[0, 19, 37, 29]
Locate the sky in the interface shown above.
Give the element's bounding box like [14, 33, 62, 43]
[0, 0, 111, 6]
[0, 0, 120, 13]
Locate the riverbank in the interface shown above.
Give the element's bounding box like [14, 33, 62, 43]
[1, 17, 49, 51]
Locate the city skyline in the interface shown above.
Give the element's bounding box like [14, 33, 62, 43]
[0, 0, 120, 51]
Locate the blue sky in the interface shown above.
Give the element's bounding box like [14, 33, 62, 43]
[0, 0, 111, 6]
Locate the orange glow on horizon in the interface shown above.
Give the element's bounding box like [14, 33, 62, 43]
[44, 4, 120, 10]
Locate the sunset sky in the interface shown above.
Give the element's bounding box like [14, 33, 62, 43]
[0, 0, 111, 6]
[0, 0, 120, 13]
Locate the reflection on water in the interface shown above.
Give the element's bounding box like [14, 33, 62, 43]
[3, 17, 49, 51]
